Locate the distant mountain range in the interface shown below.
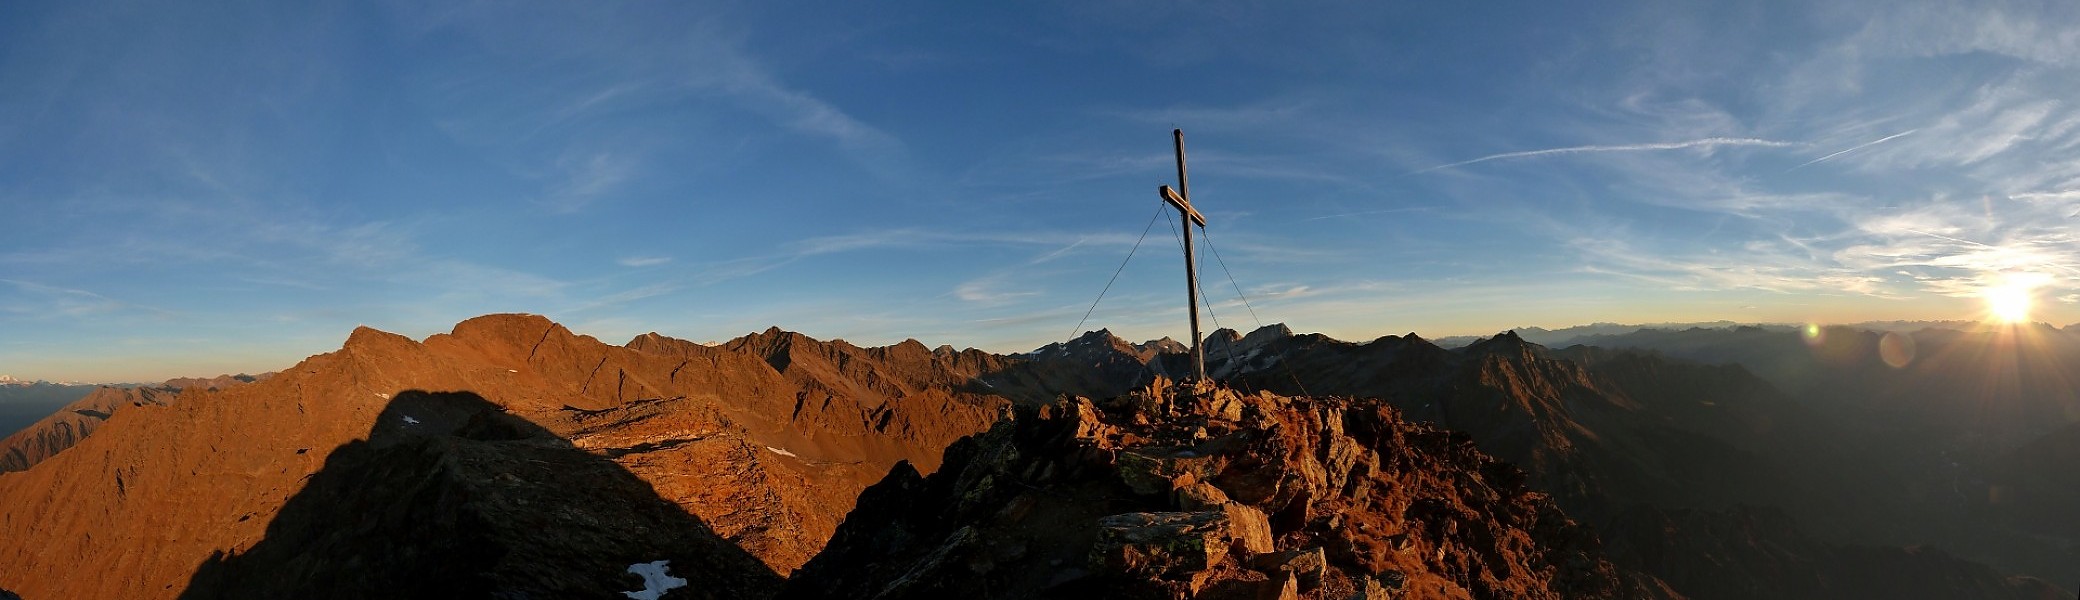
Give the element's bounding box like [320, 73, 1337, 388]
[1429, 319, 2056, 348]
[0, 380, 98, 445]
[0, 315, 2070, 599]
[0, 374, 274, 473]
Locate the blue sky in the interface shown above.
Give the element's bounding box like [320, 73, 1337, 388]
[5, 1, 2080, 381]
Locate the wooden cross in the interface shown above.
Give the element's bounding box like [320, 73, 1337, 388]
[1157, 129, 1209, 383]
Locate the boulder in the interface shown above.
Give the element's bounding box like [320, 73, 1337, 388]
[1118, 449, 1218, 496]
[1091, 511, 1230, 579]
[1223, 504, 1277, 556]
[1252, 547, 1327, 588]
[1176, 481, 1232, 510]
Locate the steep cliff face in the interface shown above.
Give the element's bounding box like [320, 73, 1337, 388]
[0, 314, 1005, 599]
[785, 381, 1674, 600]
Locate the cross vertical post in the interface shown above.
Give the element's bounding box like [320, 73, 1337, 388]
[1158, 128, 1208, 383]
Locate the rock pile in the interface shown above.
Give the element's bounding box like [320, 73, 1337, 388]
[784, 377, 1672, 599]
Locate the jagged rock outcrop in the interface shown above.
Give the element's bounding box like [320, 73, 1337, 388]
[160, 373, 272, 393]
[0, 314, 1005, 599]
[783, 380, 1674, 600]
[1202, 324, 1294, 377]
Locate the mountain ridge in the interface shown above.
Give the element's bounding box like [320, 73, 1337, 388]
[0, 316, 2069, 598]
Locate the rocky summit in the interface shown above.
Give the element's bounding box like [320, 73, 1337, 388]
[784, 378, 1672, 600]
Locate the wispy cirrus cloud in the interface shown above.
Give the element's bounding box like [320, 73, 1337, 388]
[618, 256, 672, 268]
[1851, 3, 2080, 67]
[405, 4, 906, 205]
[1417, 137, 1803, 173]
[540, 151, 636, 213]
[0, 279, 168, 319]
[953, 274, 1041, 306]
[674, 228, 1148, 286]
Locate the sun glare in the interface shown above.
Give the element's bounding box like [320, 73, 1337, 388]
[1984, 283, 2034, 324]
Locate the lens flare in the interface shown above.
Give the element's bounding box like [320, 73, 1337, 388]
[1801, 323, 1824, 347]
[1878, 331, 1917, 368]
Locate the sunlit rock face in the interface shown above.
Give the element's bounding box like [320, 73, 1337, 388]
[0, 314, 1006, 599]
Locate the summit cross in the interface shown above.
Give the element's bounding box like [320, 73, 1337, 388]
[1157, 129, 1209, 383]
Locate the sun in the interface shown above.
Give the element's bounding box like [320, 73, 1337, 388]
[1984, 283, 2033, 324]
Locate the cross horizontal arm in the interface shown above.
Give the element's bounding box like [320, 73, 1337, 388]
[1158, 185, 1207, 227]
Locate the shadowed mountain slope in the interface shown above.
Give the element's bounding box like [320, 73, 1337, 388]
[179, 390, 781, 599]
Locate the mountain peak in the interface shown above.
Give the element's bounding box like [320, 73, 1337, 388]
[1461, 329, 1548, 359]
[445, 313, 565, 346]
[343, 325, 416, 352]
[1239, 323, 1293, 345]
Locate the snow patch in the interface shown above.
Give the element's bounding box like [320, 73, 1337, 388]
[623, 560, 687, 600]
[765, 446, 798, 458]
[402, 415, 420, 425]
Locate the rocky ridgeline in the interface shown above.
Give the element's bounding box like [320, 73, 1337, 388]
[0, 315, 1006, 599]
[0, 386, 175, 473]
[785, 378, 1672, 600]
[0, 373, 272, 474]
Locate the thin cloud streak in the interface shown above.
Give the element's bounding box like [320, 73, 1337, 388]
[1788, 129, 1918, 171]
[1898, 228, 1997, 249]
[1298, 207, 1432, 222]
[1417, 138, 1802, 173]
[618, 256, 672, 267]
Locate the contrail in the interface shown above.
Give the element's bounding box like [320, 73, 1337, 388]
[1900, 228, 1995, 248]
[1299, 207, 1432, 222]
[1789, 129, 1917, 172]
[1416, 137, 1800, 173]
